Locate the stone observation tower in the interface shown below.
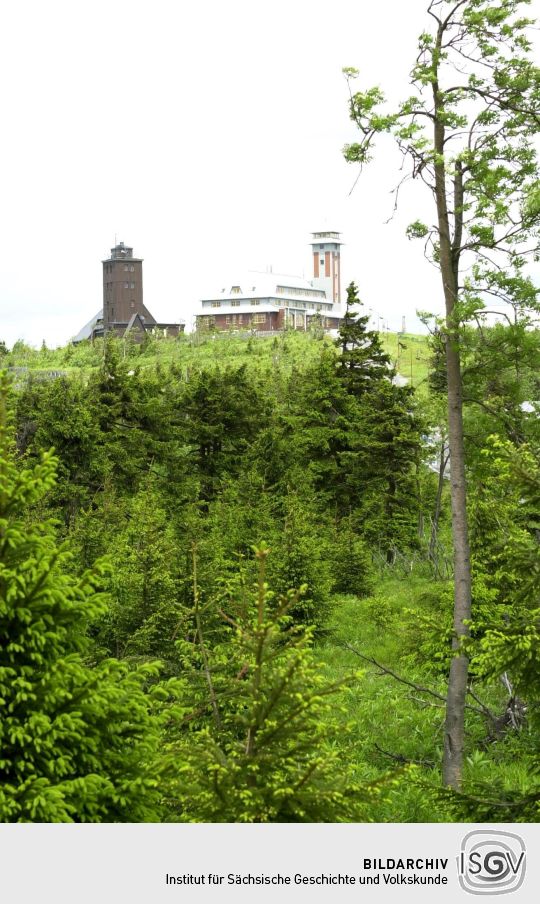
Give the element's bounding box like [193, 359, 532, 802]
[72, 240, 185, 343]
[102, 241, 155, 329]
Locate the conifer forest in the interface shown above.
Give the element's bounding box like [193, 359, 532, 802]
[2, 0, 540, 822]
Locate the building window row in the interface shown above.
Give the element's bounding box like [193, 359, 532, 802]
[202, 299, 331, 312]
[221, 312, 268, 325]
[197, 312, 275, 328]
[124, 282, 136, 289]
[276, 285, 325, 299]
[105, 263, 138, 274]
[283, 300, 328, 311]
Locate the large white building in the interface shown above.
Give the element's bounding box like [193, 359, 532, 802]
[196, 231, 343, 332]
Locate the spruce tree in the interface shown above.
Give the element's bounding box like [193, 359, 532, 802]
[331, 516, 374, 598]
[269, 487, 332, 631]
[0, 374, 161, 822]
[333, 284, 423, 553]
[89, 338, 157, 493]
[14, 376, 106, 519]
[337, 282, 391, 396]
[100, 481, 187, 669]
[178, 365, 268, 500]
[162, 546, 376, 822]
[349, 380, 423, 562]
[285, 349, 355, 507]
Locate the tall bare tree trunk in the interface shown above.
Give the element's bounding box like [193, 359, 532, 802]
[432, 33, 472, 788]
[428, 440, 448, 574]
[442, 337, 471, 788]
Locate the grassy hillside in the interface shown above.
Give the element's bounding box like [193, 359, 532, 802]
[3, 329, 430, 386]
[319, 576, 522, 821]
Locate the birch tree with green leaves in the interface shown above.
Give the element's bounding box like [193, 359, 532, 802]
[343, 0, 540, 788]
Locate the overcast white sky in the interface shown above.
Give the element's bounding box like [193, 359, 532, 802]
[0, 0, 503, 347]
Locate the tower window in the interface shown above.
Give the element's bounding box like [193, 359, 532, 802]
[124, 265, 129, 271]
[124, 282, 129, 289]
[130, 282, 135, 289]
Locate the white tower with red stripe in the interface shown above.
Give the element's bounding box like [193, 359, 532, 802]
[311, 231, 342, 305]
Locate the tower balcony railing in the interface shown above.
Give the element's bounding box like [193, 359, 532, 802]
[311, 232, 341, 240]
[110, 249, 134, 260]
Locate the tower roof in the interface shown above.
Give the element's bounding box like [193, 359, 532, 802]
[103, 241, 143, 262]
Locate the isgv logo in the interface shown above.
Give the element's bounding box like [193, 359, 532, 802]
[458, 830, 526, 895]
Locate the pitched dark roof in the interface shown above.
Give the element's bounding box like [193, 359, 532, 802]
[124, 313, 148, 335]
[72, 310, 103, 343]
